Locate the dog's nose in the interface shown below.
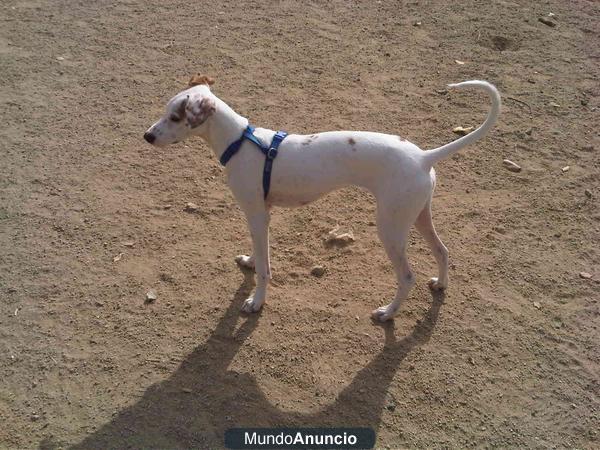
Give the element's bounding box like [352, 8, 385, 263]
[143, 132, 155, 144]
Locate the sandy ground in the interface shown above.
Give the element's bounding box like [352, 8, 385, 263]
[1, 0, 599, 448]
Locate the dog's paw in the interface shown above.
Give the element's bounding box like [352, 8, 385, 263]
[235, 255, 255, 271]
[428, 277, 447, 291]
[241, 296, 263, 313]
[371, 305, 396, 322]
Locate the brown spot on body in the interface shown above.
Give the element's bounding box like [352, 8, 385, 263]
[302, 134, 318, 146]
[348, 137, 356, 145]
[188, 74, 215, 87]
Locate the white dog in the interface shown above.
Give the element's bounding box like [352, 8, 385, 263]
[144, 74, 500, 321]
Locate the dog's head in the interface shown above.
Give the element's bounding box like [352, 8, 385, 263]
[143, 74, 216, 147]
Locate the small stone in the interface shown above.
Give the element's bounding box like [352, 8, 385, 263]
[493, 225, 506, 234]
[31, 414, 40, 421]
[310, 265, 326, 277]
[56, 56, 65, 61]
[538, 17, 556, 27]
[525, 127, 533, 135]
[413, 21, 422, 26]
[94, 300, 104, 307]
[325, 227, 355, 247]
[584, 189, 592, 199]
[112, 252, 123, 262]
[184, 202, 199, 212]
[122, 241, 135, 248]
[468, 357, 475, 365]
[503, 159, 522, 172]
[579, 272, 592, 279]
[145, 290, 157, 302]
[454, 60, 466, 65]
[182, 388, 192, 393]
[561, 166, 570, 173]
[549, 101, 560, 108]
[533, 301, 541, 309]
[453, 126, 474, 136]
[163, 204, 172, 210]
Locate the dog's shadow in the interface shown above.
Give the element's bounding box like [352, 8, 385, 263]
[54, 273, 444, 450]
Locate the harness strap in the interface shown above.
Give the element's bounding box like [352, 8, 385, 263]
[219, 124, 288, 200]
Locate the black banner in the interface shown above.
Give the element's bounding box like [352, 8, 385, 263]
[224, 428, 375, 449]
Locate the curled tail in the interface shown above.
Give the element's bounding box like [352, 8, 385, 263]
[421, 80, 501, 169]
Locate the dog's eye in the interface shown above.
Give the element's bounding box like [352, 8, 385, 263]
[170, 115, 182, 123]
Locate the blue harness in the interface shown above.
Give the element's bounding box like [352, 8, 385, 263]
[219, 124, 288, 199]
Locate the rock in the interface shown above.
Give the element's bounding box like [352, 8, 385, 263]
[538, 17, 556, 27]
[561, 166, 570, 173]
[182, 388, 192, 393]
[145, 290, 157, 302]
[325, 227, 355, 247]
[94, 300, 104, 307]
[493, 225, 506, 234]
[413, 21, 422, 26]
[533, 301, 541, 309]
[56, 56, 65, 61]
[579, 272, 592, 279]
[454, 60, 466, 65]
[310, 265, 326, 277]
[549, 101, 560, 108]
[122, 241, 135, 248]
[112, 252, 123, 262]
[31, 414, 40, 421]
[503, 159, 522, 172]
[453, 126, 474, 136]
[184, 202, 200, 212]
[584, 189, 592, 199]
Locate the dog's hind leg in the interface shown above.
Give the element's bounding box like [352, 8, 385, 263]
[414, 198, 449, 291]
[371, 209, 416, 322]
[240, 210, 271, 313]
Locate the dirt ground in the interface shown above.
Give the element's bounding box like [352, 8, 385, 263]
[1, 0, 599, 448]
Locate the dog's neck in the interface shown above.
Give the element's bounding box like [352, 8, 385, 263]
[204, 97, 248, 161]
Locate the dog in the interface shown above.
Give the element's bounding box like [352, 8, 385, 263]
[144, 74, 500, 321]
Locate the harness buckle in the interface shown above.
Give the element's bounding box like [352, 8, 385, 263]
[266, 147, 278, 160]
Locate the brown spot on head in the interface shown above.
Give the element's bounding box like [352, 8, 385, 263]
[188, 74, 215, 87]
[398, 135, 406, 142]
[348, 137, 356, 145]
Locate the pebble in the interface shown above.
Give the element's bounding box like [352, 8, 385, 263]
[453, 126, 474, 135]
[326, 228, 355, 247]
[145, 290, 157, 302]
[538, 17, 556, 27]
[310, 265, 326, 277]
[579, 272, 592, 279]
[584, 189, 592, 199]
[413, 21, 422, 27]
[31, 414, 40, 421]
[561, 166, 570, 173]
[184, 202, 199, 212]
[533, 301, 541, 309]
[122, 241, 135, 248]
[493, 225, 506, 234]
[503, 159, 522, 172]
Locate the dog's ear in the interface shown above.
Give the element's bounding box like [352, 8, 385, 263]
[188, 74, 215, 87]
[185, 95, 216, 128]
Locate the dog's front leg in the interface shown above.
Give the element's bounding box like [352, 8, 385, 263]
[241, 210, 270, 313]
